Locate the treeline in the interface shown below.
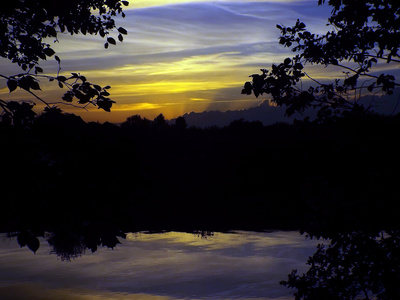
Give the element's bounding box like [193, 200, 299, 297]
[1, 108, 400, 241]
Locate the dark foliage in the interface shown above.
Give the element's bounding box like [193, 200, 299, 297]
[243, 0, 400, 119]
[0, 0, 128, 69]
[0, 0, 129, 124]
[281, 231, 400, 300]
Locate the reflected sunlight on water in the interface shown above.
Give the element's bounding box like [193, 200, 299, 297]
[0, 231, 319, 300]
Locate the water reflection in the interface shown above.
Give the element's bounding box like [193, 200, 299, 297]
[0, 231, 318, 300]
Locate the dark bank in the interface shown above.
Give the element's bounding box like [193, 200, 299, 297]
[2, 108, 400, 233]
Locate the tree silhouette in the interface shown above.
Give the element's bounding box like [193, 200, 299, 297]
[121, 114, 152, 130]
[152, 113, 168, 130]
[242, 0, 400, 120]
[175, 116, 188, 130]
[0, 0, 129, 126]
[281, 230, 400, 300]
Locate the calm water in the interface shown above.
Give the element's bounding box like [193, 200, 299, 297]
[0, 231, 319, 300]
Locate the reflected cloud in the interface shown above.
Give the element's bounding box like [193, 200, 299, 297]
[0, 231, 318, 300]
[0, 284, 176, 300]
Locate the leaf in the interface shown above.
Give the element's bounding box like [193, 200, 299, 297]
[56, 76, 67, 82]
[78, 94, 91, 104]
[284, 57, 292, 65]
[117, 27, 127, 35]
[30, 81, 41, 91]
[62, 91, 74, 102]
[104, 42, 109, 49]
[46, 25, 57, 37]
[118, 33, 123, 42]
[122, 1, 129, 6]
[55, 55, 61, 63]
[17, 232, 28, 248]
[43, 47, 56, 57]
[27, 235, 40, 254]
[18, 76, 33, 91]
[107, 37, 116, 45]
[97, 98, 115, 112]
[298, 22, 306, 29]
[7, 79, 18, 93]
[294, 62, 303, 70]
[93, 84, 102, 91]
[35, 66, 43, 74]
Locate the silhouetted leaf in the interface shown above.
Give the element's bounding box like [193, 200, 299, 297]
[7, 79, 18, 93]
[117, 27, 127, 34]
[27, 236, 40, 253]
[97, 98, 115, 112]
[43, 47, 55, 57]
[104, 42, 109, 49]
[35, 66, 43, 74]
[107, 37, 116, 45]
[284, 57, 292, 65]
[18, 76, 34, 91]
[30, 81, 41, 91]
[62, 91, 74, 102]
[46, 25, 57, 37]
[118, 33, 123, 42]
[17, 232, 28, 248]
[56, 76, 67, 82]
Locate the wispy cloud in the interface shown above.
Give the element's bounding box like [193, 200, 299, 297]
[0, 0, 340, 122]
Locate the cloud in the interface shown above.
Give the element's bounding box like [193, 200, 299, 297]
[128, 0, 317, 10]
[4, 0, 395, 124]
[0, 231, 318, 300]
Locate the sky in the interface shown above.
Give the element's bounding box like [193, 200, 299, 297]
[0, 0, 375, 123]
[0, 231, 319, 299]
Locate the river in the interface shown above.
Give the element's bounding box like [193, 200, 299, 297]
[0, 231, 319, 300]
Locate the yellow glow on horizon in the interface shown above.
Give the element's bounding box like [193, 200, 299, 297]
[113, 102, 165, 111]
[189, 97, 209, 101]
[111, 80, 240, 96]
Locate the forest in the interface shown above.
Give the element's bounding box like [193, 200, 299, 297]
[2, 108, 400, 235]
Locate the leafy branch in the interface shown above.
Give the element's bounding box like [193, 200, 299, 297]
[243, 0, 400, 121]
[0, 0, 130, 126]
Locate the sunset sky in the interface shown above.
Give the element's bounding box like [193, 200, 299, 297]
[0, 0, 381, 123]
